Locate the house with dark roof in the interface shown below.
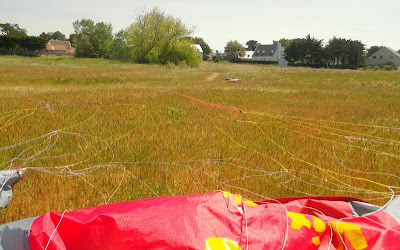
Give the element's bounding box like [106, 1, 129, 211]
[365, 47, 400, 69]
[44, 40, 75, 55]
[252, 43, 288, 66]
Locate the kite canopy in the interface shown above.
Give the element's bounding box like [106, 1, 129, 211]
[0, 169, 25, 210]
[1, 191, 400, 250]
[223, 78, 242, 83]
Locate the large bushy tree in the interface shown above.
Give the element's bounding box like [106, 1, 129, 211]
[277, 38, 290, 49]
[283, 38, 307, 64]
[325, 37, 365, 68]
[40, 31, 67, 41]
[224, 40, 245, 61]
[283, 34, 323, 65]
[109, 30, 133, 61]
[0, 23, 27, 36]
[72, 19, 114, 58]
[124, 7, 199, 67]
[304, 34, 324, 65]
[245, 40, 258, 51]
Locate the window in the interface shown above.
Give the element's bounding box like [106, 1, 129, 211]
[373, 56, 376, 59]
[380, 56, 383, 59]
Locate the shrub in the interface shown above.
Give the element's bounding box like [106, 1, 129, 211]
[384, 61, 397, 71]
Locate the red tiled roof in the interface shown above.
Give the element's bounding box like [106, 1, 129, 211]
[46, 40, 73, 51]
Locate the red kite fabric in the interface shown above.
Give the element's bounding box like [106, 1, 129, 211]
[27, 192, 400, 250]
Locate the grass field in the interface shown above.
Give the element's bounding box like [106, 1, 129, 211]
[1, 55, 400, 223]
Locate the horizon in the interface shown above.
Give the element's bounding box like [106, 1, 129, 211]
[1, 0, 399, 52]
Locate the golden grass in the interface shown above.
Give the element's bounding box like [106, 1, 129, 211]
[1, 55, 400, 223]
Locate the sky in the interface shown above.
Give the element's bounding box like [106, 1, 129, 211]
[1, 0, 399, 52]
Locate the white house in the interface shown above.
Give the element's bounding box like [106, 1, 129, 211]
[239, 50, 254, 61]
[252, 43, 288, 66]
[365, 47, 400, 68]
[192, 44, 203, 61]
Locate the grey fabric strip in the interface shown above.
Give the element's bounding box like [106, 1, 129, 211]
[348, 200, 381, 217]
[383, 196, 400, 223]
[0, 169, 25, 210]
[0, 216, 37, 250]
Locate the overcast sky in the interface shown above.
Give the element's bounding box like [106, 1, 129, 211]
[1, 0, 399, 51]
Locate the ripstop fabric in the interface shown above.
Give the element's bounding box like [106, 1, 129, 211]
[24, 192, 400, 250]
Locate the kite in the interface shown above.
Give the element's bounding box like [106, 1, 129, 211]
[223, 78, 242, 83]
[1, 169, 399, 250]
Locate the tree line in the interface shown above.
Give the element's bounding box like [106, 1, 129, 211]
[1, 12, 399, 69]
[279, 35, 365, 69]
[244, 35, 400, 69]
[0, 8, 210, 67]
[69, 8, 209, 67]
[0, 23, 47, 52]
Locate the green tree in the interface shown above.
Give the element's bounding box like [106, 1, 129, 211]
[277, 38, 291, 49]
[125, 7, 199, 66]
[69, 34, 77, 47]
[0, 23, 27, 36]
[39, 31, 66, 41]
[325, 37, 365, 68]
[367, 46, 383, 57]
[224, 40, 245, 61]
[72, 19, 114, 58]
[245, 40, 258, 51]
[284, 38, 307, 64]
[324, 37, 345, 66]
[52, 31, 66, 40]
[39, 32, 52, 41]
[109, 30, 133, 61]
[0, 36, 46, 51]
[303, 34, 324, 65]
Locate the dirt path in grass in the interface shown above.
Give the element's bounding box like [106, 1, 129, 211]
[206, 72, 220, 81]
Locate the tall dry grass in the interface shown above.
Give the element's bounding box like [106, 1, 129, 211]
[1, 55, 400, 223]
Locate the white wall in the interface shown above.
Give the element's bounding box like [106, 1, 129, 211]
[365, 48, 400, 67]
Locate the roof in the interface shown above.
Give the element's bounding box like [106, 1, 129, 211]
[386, 47, 400, 58]
[368, 46, 400, 59]
[192, 44, 203, 53]
[253, 44, 278, 57]
[46, 40, 72, 50]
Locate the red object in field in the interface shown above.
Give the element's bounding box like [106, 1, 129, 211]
[27, 192, 400, 250]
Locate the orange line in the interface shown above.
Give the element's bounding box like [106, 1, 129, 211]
[183, 95, 242, 113]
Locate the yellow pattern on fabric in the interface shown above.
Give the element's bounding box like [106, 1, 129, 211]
[313, 216, 326, 233]
[330, 221, 368, 250]
[312, 236, 321, 246]
[288, 212, 311, 230]
[205, 237, 242, 250]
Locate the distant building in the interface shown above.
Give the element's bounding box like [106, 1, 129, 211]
[192, 44, 203, 61]
[252, 43, 288, 66]
[239, 51, 254, 61]
[44, 40, 75, 55]
[365, 47, 400, 68]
